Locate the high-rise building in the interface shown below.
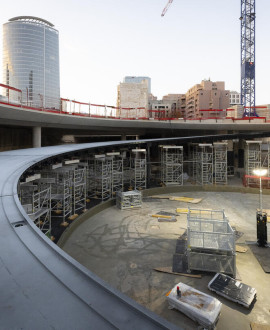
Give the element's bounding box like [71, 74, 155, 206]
[229, 91, 241, 106]
[185, 80, 230, 119]
[3, 16, 60, 109]
[117, 80, 148, 118]
[124, 76, 151, 93]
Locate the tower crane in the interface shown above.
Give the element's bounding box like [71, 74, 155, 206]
[161, 0, 174, 17]
[161, 0, 257, 117]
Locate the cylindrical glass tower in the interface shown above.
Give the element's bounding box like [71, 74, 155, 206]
[3, 16, 60, 109]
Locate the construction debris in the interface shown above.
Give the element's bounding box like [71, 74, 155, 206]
[151, 214, 172, 219]
[150, 195, 202, 203]
[176, 208, 212, 214]
[250, 323, 270, 330]
[208, 273, 256, 308]
[154, 267, 201, 278]
[236, 245, 248, 253]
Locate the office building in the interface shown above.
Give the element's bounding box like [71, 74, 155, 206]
[117, 80, 148, 118]
[3, 16, 60, 109]
[124, 76, 151, 93]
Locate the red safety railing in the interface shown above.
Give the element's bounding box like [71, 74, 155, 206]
[0, 83, 269, 123]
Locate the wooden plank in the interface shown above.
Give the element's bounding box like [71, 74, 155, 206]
[236, 245, 247, 253]
[176, 208, 212, 214]
[154, 267, 202, 278]
[250, 323, 270, 330]
[151, 214, 172, 219]
[169, 197, 202, 204]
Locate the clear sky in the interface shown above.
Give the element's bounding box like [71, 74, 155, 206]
[1, 0, 269, 106]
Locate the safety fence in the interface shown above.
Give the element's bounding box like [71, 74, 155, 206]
[0, 83, 268, 122]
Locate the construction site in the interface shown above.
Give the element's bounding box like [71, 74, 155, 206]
[15, 135, 270, 329]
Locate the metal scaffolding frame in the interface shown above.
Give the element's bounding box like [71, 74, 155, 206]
[213, 142, 228, 185]
[50, 160, 86, 215]
[40, 165, 72, 222]
[72, 166, 87, 214]
[106, 152, 124, 195]
[187, 208, 236, 278]
[196, 144, 213, 185]
[94, 155, 111, 201]
[187, 143, 197, 180]
[19, 175, 51, 236]
[116, 190, 142, 210]
[130, 149, 147, 190]
[85, 156, 96, 197]
[245, 140, 262, 186]
[160, 145, 183, 186]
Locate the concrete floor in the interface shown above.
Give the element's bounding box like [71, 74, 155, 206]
[62, 190, 270, 330]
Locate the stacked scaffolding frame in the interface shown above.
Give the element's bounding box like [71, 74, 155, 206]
[19, 175, 51, 236]
[116, 190, 142, 210]
[40, 165, 72, 222]
[245, 141, 262, 186]
[187, 208, 236, 278]
[51, 161, 86, 215]
[213, 142, 228, 185]
[187, 143, 197, 180]
[160, 145, 183, 186]
[106, 152, 124, 195]
[94, 155, 111, 201]
[130, 149, 147, 190]
[85, 156, 96, 198]
[196, 144, 213, 185]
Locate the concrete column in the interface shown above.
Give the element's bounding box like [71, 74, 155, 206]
[33, 126, 41, 148]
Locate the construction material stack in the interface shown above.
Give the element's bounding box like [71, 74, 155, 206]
[116, 190, 142, 210]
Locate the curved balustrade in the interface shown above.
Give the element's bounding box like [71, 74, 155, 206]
[0, 140, 183, 329]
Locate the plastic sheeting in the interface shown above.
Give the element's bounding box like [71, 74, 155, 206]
[166, 282, 222, 329]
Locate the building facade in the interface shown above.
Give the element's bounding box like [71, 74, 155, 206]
[124, 76, 151, 94]
[185, 80, 230, 119]
[229, 91, 241, 106]
[3, 16, 60, 109]
[117, 80, 148, 118]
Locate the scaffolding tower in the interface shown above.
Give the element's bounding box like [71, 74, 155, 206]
[19, 175, 51, 236]
[40, 165, 73, 223]
[94, 155, 111, 201]
[196, 144, 213, 185]
[187, 143, 197, 180]
[213, 142, 228, 185]
[85, 156, 96, 198]
[160, 145, 183, 185]
[245, 140, 262, 186]
[106, 152, 124, 195]
[130, 149, 147, 190]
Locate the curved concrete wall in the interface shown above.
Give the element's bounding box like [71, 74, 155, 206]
[0, 141, 180, 329]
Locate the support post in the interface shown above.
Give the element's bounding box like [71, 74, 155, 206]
[33, 126, 41, 148]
